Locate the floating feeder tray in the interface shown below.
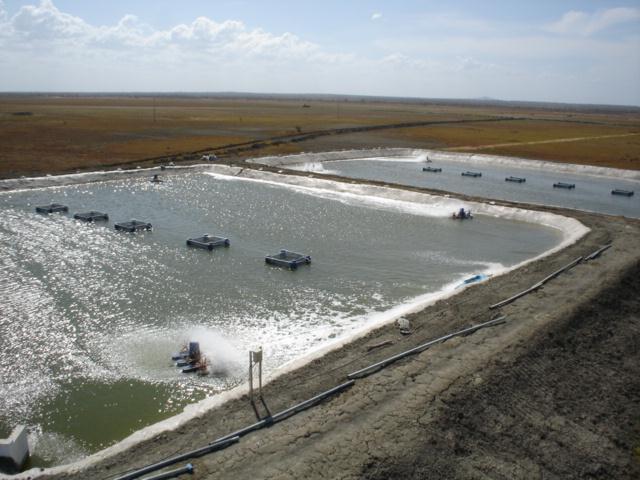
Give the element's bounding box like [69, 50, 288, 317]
[114, 220, 152, 232]
[73, 211, 109, 222]
[35, 203, 68, 214]
[553, 182, 575, 189]
[611, 189, 634, 197]
[186, 234, 230, 250]
[422, 167, 442, 173]
[505, 176, 526, 183]
[265, 249, 311, 270]
[461, 171, 482, 177]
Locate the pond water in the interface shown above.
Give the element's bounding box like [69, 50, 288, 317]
[291, 157, 640, 218]
[0, 172, 563, 466]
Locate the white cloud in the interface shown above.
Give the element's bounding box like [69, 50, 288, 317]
[0, 0, 327, 62]
[546, 7, 640, 35]
[0, 1, 638, 105]
[371, 12, 382, 21]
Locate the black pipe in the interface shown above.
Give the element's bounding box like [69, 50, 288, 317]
[489, 256, 583, 310]
[586, 244, 612, 261]
[114, 436, 238, 480]
[348, 316, 506, 379]
[114, 380, 355, 480]
[270, 380, 355, 424]
[139, 463, 193, 480]
[214, 380, 355, 443]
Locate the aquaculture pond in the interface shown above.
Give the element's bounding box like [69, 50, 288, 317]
[0, 172, 563, 466]
[291, 156, 640, 218]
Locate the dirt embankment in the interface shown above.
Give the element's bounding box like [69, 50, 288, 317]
[30, 191, 639, 480]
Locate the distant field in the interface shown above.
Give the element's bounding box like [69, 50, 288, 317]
[0, 95, 639, 178]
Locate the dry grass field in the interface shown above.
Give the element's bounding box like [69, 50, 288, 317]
[1, 95, 639, 178]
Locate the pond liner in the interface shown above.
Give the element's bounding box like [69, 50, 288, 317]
[265, 249, 311, 270]
[113, 380, 354, 480]
[347, 316, 506, 380]
[73, 211, 109, 222]
[35, 204, 68, 214]
[505, 176, 526, 183]
[114, 220, 152, 232]
[553, 182, 575, 189]
[186, 234, 230, 250]
[461, 171, 482, 177]
[611, 189, 634, 197]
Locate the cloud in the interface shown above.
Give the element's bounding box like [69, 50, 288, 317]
[546, 7, 640, 35]
[0, 1, 637, 105]
[0, 0, 328, 62]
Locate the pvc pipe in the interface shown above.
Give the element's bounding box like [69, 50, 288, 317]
[348, 316, 506, 379]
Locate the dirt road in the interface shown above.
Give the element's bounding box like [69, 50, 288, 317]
[446, 132, 640, 151]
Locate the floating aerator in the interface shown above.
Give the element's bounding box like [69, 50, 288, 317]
[505, 176, 526, 183]
[461, 171, 482, 177]
[422, 166, 442, 173]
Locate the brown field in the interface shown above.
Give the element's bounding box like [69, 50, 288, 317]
[1, 95, 639, 178]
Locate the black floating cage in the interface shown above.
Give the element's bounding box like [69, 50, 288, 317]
[553, 182, 576, 189]
[73, 211, 109, 222]
[611, 189, 634, 197]
[186, 234, 230, 250]
[265, 249, 311, 270]
[35, 204, 68, 214]
[114, 220, 152, 232]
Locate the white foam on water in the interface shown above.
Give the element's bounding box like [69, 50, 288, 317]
[185, 327, 245, 376]
[8, 161, 589, 478]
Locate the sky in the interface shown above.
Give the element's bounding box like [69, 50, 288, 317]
[0, 0, 639, 105]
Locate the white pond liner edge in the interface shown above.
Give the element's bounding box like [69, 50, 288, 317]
[249, 147, 640, 181]
[8, 161, 589, 479]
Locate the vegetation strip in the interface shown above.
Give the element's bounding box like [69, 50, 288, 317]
[347, 316, 507, 380]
